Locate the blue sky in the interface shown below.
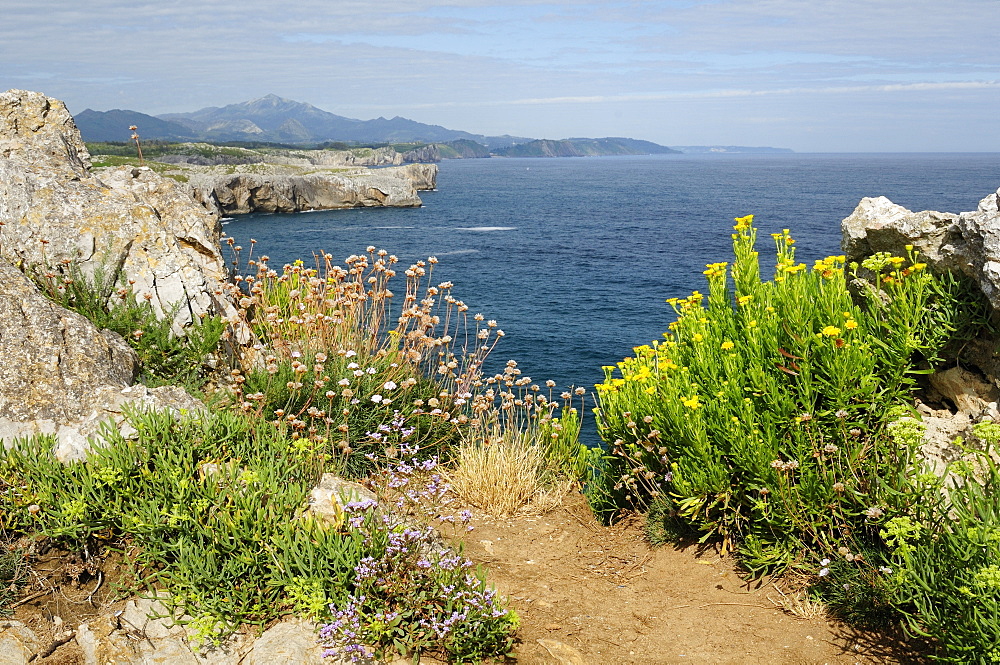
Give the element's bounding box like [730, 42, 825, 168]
[2, 0, 998, 151]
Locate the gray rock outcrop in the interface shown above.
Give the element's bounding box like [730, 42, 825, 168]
[189, 167, 431, 216]
[402, 145, 441, 164]
[0, 89, 234, 331]
[842, 187, 1000, 305]
[842, 186, 1000, 479]
[73, 597, 331, 665]
[0, 259, 203, 459]
[388, 163, 437, 191]
[0, 621, 39, 665]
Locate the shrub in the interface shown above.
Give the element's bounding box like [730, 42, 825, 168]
[227, 247, 592, 486]
[592, 215, 963, 574]
[887, 424, 1000, 662]
[0, 408, 517, 659]
[226, 249, 505, 477]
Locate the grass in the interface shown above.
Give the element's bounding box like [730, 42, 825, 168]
[0, 544, 28, 617]
[34, 260, 224, 395]
[449, 426, 565, 517]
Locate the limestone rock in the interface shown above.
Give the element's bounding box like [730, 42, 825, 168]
[841, 187, 1000, 307]
[929, 367, 1000, 418]
[383, 163, 437, 191]
[246, 619, 327, 665]
[0, 260, 138, 424]
[536, 638, 588, 664]
[0, 89, 90, 171]
[842, 196, 961, 269]
[0, 259, 204, 457]
[402, 145, 441, 164]
[306, 474, 378, 526]
[0, 621, 39, 665]
[188, 169, 424, 216]
[0, 89, 234, 332]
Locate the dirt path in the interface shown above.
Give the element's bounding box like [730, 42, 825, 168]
[459, 492, 918, 664]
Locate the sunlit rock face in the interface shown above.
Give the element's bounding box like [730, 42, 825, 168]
[0, 89, 235, 332]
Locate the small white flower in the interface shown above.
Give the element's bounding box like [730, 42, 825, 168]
[383, 381, 397, 390]
[371, 394, 383, 403]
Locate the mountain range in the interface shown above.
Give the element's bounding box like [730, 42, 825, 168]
[76, 94, 533, 149]
[74, 94, 789, 156]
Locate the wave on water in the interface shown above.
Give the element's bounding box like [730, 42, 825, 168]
[434, 249, 480, 256]
[374, 226, 416, 230]
[453, 226, 517, 232]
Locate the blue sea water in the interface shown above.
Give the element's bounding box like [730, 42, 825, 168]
[224, 153, 1000, 444]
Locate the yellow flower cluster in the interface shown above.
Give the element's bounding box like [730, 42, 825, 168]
[813, 255, 846, 279]
[776, 258, 806, 274]
[681, 395, 701, 410]
[770, 228, 794, 246]
[733, 214, 754, 232]
[703, 262, 728, 278]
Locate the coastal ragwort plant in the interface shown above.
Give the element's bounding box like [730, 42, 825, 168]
[877, 422, 1000, 663]
[592, 214, 964, 576]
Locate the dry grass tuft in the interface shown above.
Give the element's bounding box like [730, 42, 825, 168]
[448, 427, 572, 517]
[768, 583, 827, 619]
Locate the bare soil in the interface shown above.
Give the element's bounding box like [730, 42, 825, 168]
[456, 491, 922, 665]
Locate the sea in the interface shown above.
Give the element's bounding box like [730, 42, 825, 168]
[223, 153, 1000, 445]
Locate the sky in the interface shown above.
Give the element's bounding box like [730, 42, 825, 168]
[1, 0, 998, 152]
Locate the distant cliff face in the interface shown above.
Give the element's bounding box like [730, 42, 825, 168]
[187, 163, 436, 215]
[492, 137, 680, 158]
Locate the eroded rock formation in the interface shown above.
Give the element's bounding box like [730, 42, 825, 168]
[843, 187, 1000, 305]
[0, 89, 234, 331]
[842, 186, 1000, 478]
[188, 163, 436, 216]
[0, 260, 204, 461]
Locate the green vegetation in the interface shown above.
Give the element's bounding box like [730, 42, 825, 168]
[88, 154, 191, 182]
[0, 544, 28, 617]
[0, 409, 515, 659]
[494, 137, 678, 158]
[19, 199, 1000, 659]
[2, 246, 591, 661]
[35, 262, 224, 394]
[591, 214, 1000, 660]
